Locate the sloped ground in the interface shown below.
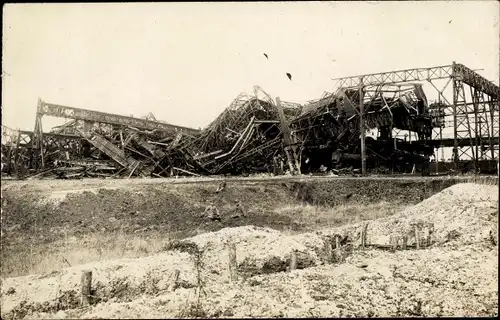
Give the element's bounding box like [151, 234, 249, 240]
[1, 182, 497, 318]
[1, 176, 468, 277]
[1, 176, 464, 243]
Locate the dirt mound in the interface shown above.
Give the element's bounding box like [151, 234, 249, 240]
[17, 242, 498, 319]
[1, 182, 498, 318]
[316, 182, 499, 248]
[172, 226, 319, 280]
[0, 251, 197, 318]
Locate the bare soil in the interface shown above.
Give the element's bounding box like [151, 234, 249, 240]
[0, 177, 498, 318]
[1, 176, 472, 244]
[1, 176, 468, 277]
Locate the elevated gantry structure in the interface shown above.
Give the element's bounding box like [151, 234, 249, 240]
[331, 61, 499, 173]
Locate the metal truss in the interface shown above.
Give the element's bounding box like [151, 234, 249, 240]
[1, 127, 36, 176]
[31, 98, 200, 168]
[333, 65, 454, 89]
[36, 99, 199, 134]
[332, 61, 499, 172]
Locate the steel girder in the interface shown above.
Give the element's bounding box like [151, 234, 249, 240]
[332, 62, 499, 171]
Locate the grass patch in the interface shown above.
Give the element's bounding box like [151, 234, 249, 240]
[275, 201, 406, 233]
[1, 202, 403, 278]
[1, 201, 405, 278]
[462, 175, 499, 186]
[0, 231, 186, 278]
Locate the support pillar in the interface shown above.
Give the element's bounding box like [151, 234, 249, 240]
[452, 62, 459, 170]
[359, 77, 366, 176]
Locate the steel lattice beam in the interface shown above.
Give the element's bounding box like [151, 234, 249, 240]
[332, 61, 499, 172]
[454, 63, 499, 100]
[333, 65, 454, 89]
[332, 62, 499, 100]
[37, 100, 200, 135]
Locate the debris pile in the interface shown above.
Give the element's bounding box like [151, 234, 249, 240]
[2, 84, 440, 179]
[292, 85, 436, 174]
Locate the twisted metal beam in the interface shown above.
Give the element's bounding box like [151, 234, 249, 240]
[37, 100, 200, 135]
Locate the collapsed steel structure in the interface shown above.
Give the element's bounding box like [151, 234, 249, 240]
[291, 83, 436, 174]
[1, 62, 498, 179]
[331, 62, 499, 174]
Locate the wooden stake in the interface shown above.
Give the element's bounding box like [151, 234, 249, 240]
[414, 225, 420, 250]
[168, 269, 180, 291]
[361, 228, 365, 248]
[323, 240, 333, 263]
[402, 235, 408, 250]
[361, 223, 368, 248]
[289, 250, 297, 271]
[335, 235, 341, 249]
[390, 235, 397, 252]
[80, 270, 92, 306]
[427, 223, 434, 247]
[228, 243, 238, 281]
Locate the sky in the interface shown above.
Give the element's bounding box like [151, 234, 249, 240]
[2, 1, 499, 133]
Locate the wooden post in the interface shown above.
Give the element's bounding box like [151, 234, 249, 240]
[427, 223, 434, 247]
[323, 240, 333, 263]
[80, 270, 92, 306]
[361, 223, 368, 248]
[168, 269, 180, 291]
[228, 243, 238, 281]
[414, 225, 420, 250]
[335, 235, 341, 249]
[402, 235, 408, 250]
[390, 235, 397, 252]
[289, 250, 297, 271]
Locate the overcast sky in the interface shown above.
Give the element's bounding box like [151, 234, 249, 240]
[2, 1, 499, 132]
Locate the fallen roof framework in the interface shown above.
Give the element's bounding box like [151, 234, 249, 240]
[2, 61, 498, 179]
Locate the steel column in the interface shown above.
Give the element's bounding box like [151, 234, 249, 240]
[359, 76, 366, 175]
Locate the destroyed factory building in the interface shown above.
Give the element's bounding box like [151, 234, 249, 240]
[1, 62, 499, 179]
